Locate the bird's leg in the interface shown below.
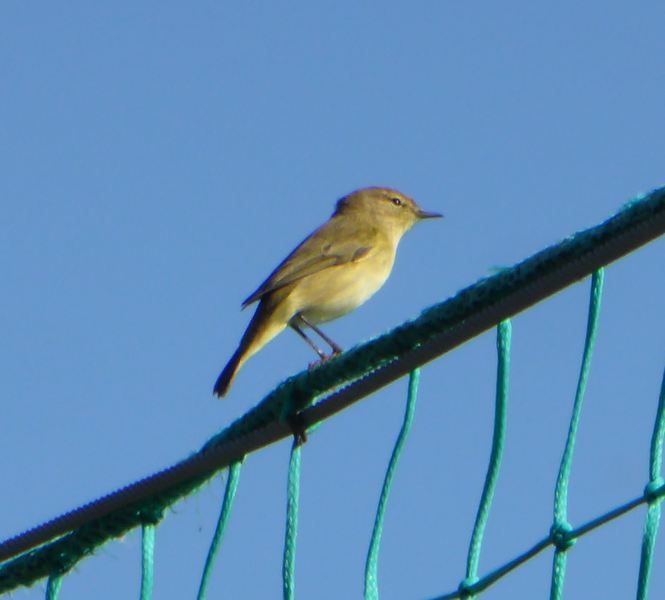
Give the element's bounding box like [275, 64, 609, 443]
[290, 321, 328, 361]
[297, 314, 343, 356]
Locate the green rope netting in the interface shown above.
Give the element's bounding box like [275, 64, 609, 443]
[637, 372, 665, 599]
[462, 320, 512, 599]
[44, 575, 61, 600]
[550, 269, 604, 598]
[140, 524, 155, 600]
[0, 187, 664, 598]
[431, 273, 665, 600]
[283, 441, 302, 600]
[196, 462, 241, 600]
[365, 369, 421, 600]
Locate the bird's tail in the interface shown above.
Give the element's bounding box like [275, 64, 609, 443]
[213, 297, 289, 398]
[213, 348, 244, 397]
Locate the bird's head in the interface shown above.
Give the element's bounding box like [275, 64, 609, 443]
[334, 187, 442, 238]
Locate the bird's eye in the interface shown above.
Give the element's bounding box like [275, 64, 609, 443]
[390, 197, 402, 207]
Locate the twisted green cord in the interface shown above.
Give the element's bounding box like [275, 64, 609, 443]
[364, 369, 420, 600]
[140, 524, 155, 600]
[197, 463, 242, 600]
[636, 368, 665, 599]
[45, 574, 62, 599]
[283, 440, 302, 600]
[462, 320, 511, 598]
[550, 269, 604, 599]
[431, 485, 665, 599]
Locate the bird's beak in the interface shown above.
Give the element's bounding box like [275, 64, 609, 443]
[416, 208, 444, 220]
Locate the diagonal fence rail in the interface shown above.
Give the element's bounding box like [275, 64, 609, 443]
[1, 187, 664, 598]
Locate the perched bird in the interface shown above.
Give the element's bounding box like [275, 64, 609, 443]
[213, 186, 442, 397]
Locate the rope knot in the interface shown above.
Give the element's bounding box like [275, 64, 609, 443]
[138, 505, 164, 526]
[550, 521, 575, 552]
[458, 576, 479, 598]
[644, 478, 665, 503]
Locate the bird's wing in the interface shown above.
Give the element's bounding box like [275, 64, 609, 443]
[241, 219, 375, 307]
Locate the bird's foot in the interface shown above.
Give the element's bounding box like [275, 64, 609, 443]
[308, 349, 343, 370]
[308, 357, 327, 370]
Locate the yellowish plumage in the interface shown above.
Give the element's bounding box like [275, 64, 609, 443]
[213, 186, 442, 397]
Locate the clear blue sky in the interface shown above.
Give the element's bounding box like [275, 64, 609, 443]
[1, 3, 664, 599]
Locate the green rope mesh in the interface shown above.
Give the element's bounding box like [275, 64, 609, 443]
[283, 440, 302, 600]
[637, 369, 665, 599]
[197, 463, 242, 600]
[45, 574, 62, 600]
[0, 187, 663, 598]
[462, 320, 512, 598]
[432, 272, 603, 600]
[140, 524, 155, 600]
[550, 269, 604, 598]
[364, 369, 421, 600]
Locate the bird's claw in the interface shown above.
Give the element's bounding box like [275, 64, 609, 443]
[308, 348, 343, 370]
[308, 357, 326, 370]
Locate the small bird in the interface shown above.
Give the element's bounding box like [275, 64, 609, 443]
[213, 186, 442, 397]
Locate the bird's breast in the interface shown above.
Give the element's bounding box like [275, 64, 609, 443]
[292, 250, 395, 324]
